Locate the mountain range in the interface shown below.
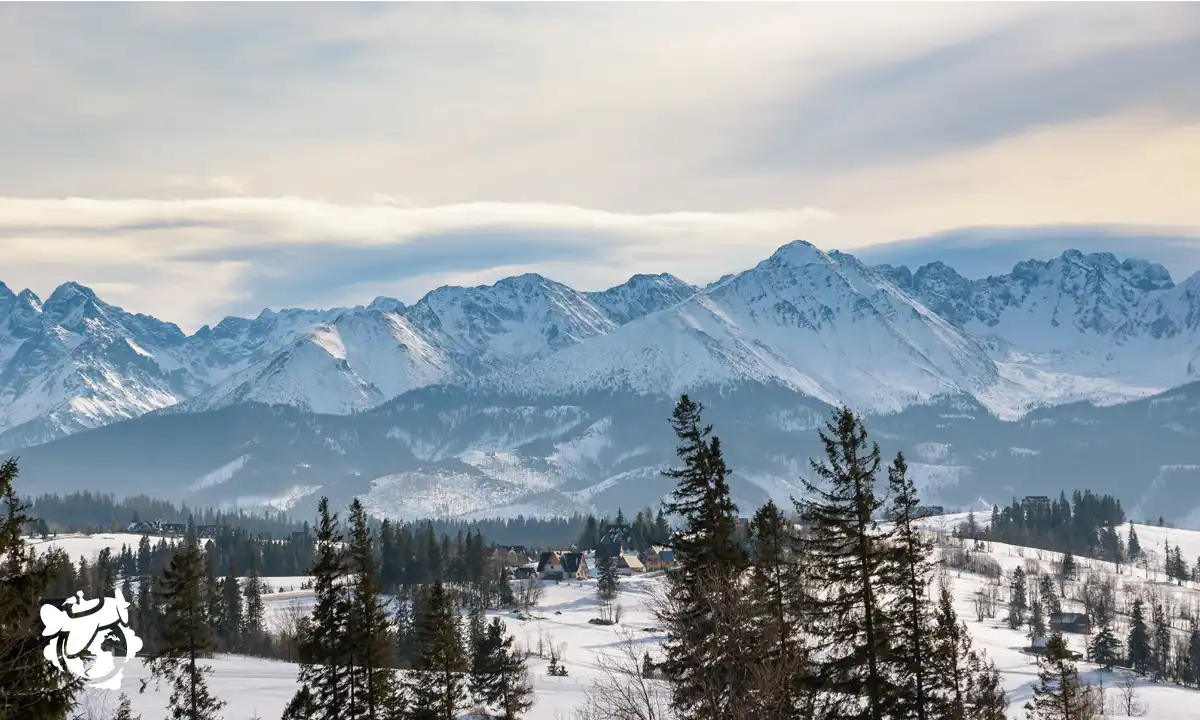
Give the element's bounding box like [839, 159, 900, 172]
[6, 240, 1200, 527]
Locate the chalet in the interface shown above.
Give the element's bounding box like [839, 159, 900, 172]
[125, 521, 156, 534]
[196, 525, 218, 539]
[537, 551, 589, 580]
[1022, 496, 1051, 514]
[512, 567, 537, 580]
[616, 554, 645, 576]
[599, 524, 634, 555]
[641, 545, 677, 571]
[1029, 635, 1083, 659]
[159, 523, 186, 536]
[1049, 612, 1092, 635]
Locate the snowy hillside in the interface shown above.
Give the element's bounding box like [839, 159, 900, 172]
[64, 523, 1200, 720]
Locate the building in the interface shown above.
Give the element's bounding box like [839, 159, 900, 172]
[616, 554, 645, 576]
[1049, 612, 1092, 635]
[599, 523, 634, 555]
[512, 566, 537, 580]
[537, 551, 590, 581]
[914, 506, 945, 519]
[1022, 496, 1051, 514]
[641, 545, 677, 571]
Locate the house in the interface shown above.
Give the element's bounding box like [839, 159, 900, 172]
[1022, 496, 1051, 514]
[512, 567, 537, 580]
[159, 523, 186, 536]
[599, 524, 634, 555]
[1049, 612, 1092, 635]
[538, 551, 589, 580]
[125, 521, 156, 534]
[1029, 635, 1083, 659]
[641, 545, 676, 571]
[616, 554, 645, 576]
[196, 524, 218, 539]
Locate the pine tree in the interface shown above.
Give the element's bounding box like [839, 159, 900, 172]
[346, 498, 401, 720]
[242, 560, 266, 653]
[794, 407, 896, 720]
[470, 618, 532, 719]
[1185, 624, 1200, 688]
[970, 657, 1009, 720]
[408, 581, 467, 720]
[1059, 551, 1076, 579]
[656, 395, 749, 720]
[1039, 575, 1061, 615]
[220, 565, 243, 652]
[1151, 598, 1171, 681]
[0, 458, 81, 720]
[1029, 594, 1047, 643]
[147, 520, 226, 720]
[884, 452, 936, 720]
[294, 497, 350, 720]
[928, 576, 976, 720]
[1126, 598, 1152, 674]
[1089, 619, 1122, 671]
[746, 499, 808, 715]
[113, 693, 137, 720]
[595, 546, 619, 602]
[1008, 567, 1028, 629]
[1128, 525, 1141, 562]
[1024, 633, 1099, 720]
[281, 686, 315, 720]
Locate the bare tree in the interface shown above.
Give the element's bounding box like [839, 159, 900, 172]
[268, 599, 309, 663]
[1117, 673, 1147, 717]
[516, 577, 544, 615]
[565, 632, 673, 720]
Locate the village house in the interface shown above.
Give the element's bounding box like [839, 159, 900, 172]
[640, 545, 676, 571]
[1049, 612, 1092, 635]
[537, 551, 590, 580]
[616, 554, 645, 576]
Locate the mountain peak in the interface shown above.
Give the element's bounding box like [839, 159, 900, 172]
[367, 296, 405, 313]
[767, 239, 828, 267]
[46, 281, 101, 307]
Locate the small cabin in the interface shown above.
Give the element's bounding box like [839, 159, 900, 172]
[616, 554, 645, 576]
[1049, 612, 1092, 635]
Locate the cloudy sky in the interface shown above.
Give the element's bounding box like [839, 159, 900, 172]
[3, 2, 1199, 331]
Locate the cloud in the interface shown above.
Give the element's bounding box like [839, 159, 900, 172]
[0, 197, 833, 330]
[1, 5, 1199, 329]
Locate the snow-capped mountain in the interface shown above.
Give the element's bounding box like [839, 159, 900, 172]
[0, 270, 699, 448]
[7, 239, 1200, 452]
[10, 237, 1200, 523]
[877, 250, 1200, 408]
[497, 241, 1006, 415]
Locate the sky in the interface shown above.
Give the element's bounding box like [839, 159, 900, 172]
[2, 2, 1200, 332]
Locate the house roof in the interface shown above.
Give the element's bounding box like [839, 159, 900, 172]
[618, 554, 644, 570]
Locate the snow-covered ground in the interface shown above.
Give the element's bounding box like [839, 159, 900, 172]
[32, 519, 1200, 719]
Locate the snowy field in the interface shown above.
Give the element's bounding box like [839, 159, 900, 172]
[28, 519, 1200, 719]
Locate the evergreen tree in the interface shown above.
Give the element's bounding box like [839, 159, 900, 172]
[1023, 633, 1098, 720]
[1008, 567, 1028, 629]
[1029, 594, 1047, 642]
[281, 686, 315, 720]
[346, 498, 401, 719]
[147, 521, 226, 720]
[970, 657, 1009, 720]
[747, 499, 808, 715]
[1089, 619, 1122, 671]
[470, 618, 533, 719]
[1059, 551, 1076, 580]
[1126, 598, 1152, 674]
[242, 560, 266, 653]
[884, 452, 936, 720]
[656, 395, 749, 720]
[1039, 575, 1061, 615]
[408, 581, 467, 720]
[293, 497, 350, 720]
[113, 694, 137, 720]
[0, 458, 81, 720]
[794, 407, 896, 720]
[1185, 625, 1200, 688]
[1151, 598, 1171, 681]
[220, 565, 243, 651]
[1128, 525, 1141, 562]
[928, 577, 976, 720]
[595, 546, 619, 602]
